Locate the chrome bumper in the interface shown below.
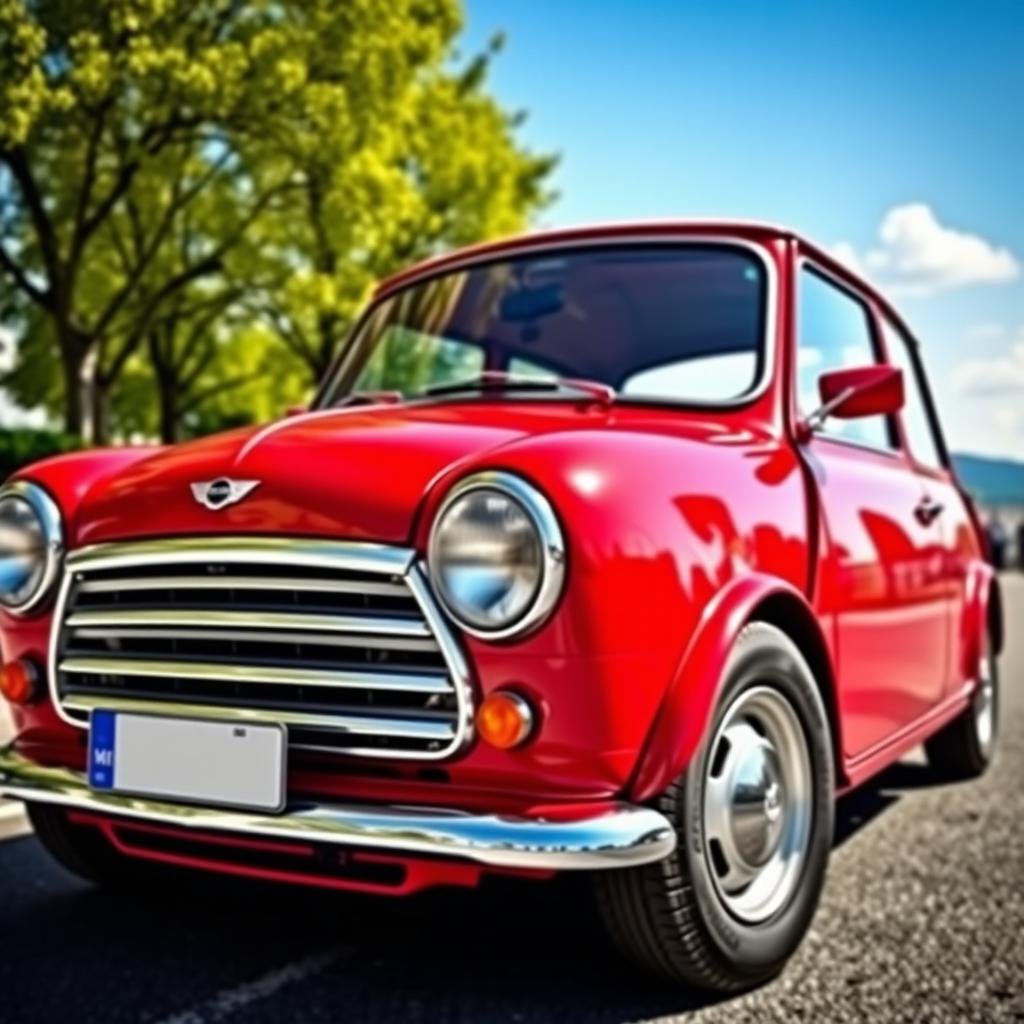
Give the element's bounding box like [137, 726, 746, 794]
[0, 748, 676, 871]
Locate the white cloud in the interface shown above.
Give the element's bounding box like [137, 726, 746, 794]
[966, 322, 1007, 340]
[833, 203, 1019, 296]
[952, 338, 1024, 396]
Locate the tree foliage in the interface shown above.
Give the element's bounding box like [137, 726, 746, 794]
[0, 0, 554, 442]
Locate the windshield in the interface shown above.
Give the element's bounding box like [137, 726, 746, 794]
[318, 243, 768, 407]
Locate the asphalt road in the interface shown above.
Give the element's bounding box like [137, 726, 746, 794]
[1, 578, 1022, 1024]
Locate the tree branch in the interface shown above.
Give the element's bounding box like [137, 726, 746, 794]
[182, 370, 262, 413]
[3, 147, 61, 285]
[0, 240, 50, 309]
[69, 99, 114, 263]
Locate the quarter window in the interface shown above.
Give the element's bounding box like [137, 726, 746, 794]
[880, 317, 945, 471]
[797, 267, 894, 450]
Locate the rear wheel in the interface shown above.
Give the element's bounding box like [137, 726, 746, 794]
[27, 804, 149, 886]
[595, 622, 835, 992]
[925, 635, 998, 780]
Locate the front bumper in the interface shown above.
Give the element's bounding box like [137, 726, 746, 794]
[0, 747, 676, 871]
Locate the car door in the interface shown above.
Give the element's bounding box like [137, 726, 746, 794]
[795, 262, 948, 760]
[878, 312, 979, 697]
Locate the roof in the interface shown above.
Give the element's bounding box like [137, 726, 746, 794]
[374, 220, 796, 297]
[372, 218, 914, 345]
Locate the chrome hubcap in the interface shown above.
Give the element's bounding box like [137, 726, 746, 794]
[973, 655, 995, 758]
[703, 686, 813, 923]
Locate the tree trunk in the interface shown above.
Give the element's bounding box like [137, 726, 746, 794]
[315, 312, 339, 382]
[148, 329, 180, 444]
[60, 345, 85, 438]
[58, 329, 98, 440]
[88, 371, 111, 446]
[158, 376, 179, 443]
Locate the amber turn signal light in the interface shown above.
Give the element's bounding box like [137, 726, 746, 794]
[476, 691, 535, 750]
[0, 659, 41, 706]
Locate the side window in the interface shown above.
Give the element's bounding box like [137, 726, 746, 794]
[797, 267, 894, 450]
[880, 317, 946, 471]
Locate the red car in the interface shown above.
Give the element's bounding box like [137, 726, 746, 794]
[0, 222, 1002, 991]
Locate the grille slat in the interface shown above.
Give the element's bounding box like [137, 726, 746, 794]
[66, 609, 431, 638]
[59, 656, 452, 694]
[67, 626, 441, 653]
[52, 538, 472, 760]
[76, 574, 410, 598]
[61, 694, 457, 740]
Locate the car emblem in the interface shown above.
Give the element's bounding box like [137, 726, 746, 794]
[190, 478, 260, 511]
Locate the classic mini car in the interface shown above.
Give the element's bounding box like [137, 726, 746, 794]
[0, 223, 1002, 992]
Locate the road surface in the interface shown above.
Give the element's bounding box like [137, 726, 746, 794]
[0, 577, 1021, 1023]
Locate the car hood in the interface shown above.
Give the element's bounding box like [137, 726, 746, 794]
[73, 402, 606, 547]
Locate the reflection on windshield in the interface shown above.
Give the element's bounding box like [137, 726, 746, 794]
[320, 244, 767, 406]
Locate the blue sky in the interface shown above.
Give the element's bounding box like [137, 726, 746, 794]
[462, 0, 1024, 458]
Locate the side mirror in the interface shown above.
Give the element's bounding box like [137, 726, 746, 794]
[801, 365, 904, 436]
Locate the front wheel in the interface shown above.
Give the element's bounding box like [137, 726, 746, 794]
[27, 803, 151, 886]
[595, 622, 835, 992]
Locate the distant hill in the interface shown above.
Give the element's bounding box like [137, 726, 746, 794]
[952, 453, 1024, 506]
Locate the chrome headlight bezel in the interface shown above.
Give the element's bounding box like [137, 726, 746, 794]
[427, 472, 566, 641]
[0, 480, 64, 617]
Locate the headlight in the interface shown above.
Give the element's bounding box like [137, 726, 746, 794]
[0, 481, 64, 616]
[428, 472, 566, 639]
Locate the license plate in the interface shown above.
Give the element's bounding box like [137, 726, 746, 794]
[88, 711, 287, 813]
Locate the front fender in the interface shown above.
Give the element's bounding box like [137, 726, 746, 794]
[2, 447, 160, 755]
[10, 446, 162, 543]
[629, 573, 822, 801]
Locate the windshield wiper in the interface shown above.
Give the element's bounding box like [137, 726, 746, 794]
[422, 371, 615, 405]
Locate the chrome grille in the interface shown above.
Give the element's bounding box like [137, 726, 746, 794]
[50, 538, 473, 759]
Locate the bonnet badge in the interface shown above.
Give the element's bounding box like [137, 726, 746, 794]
[190, 478, 260, 511]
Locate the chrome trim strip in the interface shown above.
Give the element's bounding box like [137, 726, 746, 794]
[64, 608, 432, 638]
[65, 536, 414, 576]
[405, 564, 476, 750]
[60, 695, 456, 739]
[0, 747, 677, 871]
[427, 471, 567, 641]
[76, 575, 411, 598]
[0, 480, 65, 617]
[69, 626, 440, 653]
[48, 536, 476, 760]
[59, 656, 453, 694]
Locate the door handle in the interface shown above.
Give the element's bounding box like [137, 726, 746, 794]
[914, 496, 944, 526]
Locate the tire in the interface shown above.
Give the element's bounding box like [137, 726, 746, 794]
[595, 622, 835, 992]
[27, 804, 149, 886]
[925, 633, 998, 780]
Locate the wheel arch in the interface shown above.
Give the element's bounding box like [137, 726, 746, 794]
[960, 559, 1003, 684]
[629, 574, 845, 801]
[746, 592, 846, 787]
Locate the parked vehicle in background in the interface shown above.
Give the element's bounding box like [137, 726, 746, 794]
[0, 222, 1002, 992]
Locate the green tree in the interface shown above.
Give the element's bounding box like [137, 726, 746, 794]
[248, 32, 554, 383]
[0, 1, 553, 442]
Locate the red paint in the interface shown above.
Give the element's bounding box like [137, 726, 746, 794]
[2, 221, 997, 895]
[817, 364, 904, 420]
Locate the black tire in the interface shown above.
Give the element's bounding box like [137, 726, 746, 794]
[595, 622, 835, 992]
[27, 804, 149, 886]
[925, 634, 998, 780]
